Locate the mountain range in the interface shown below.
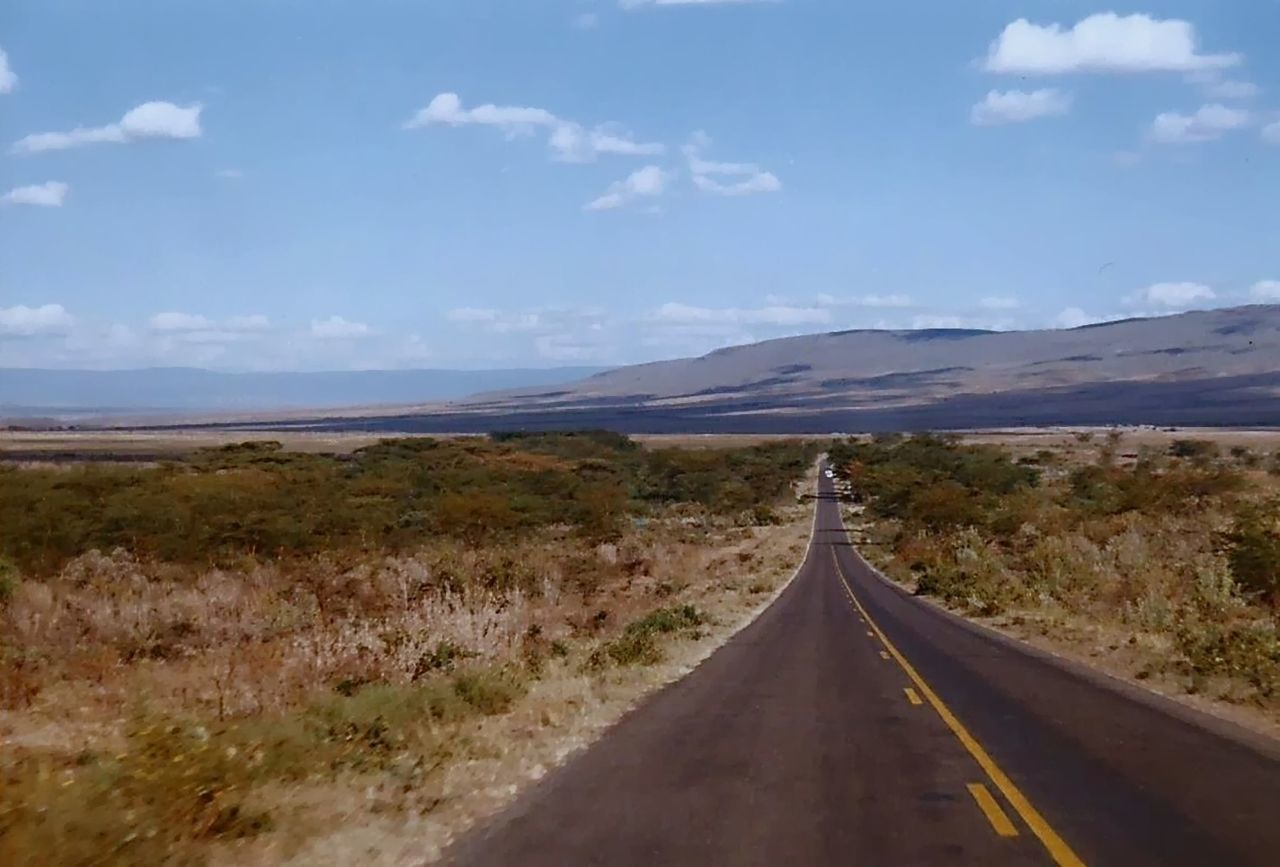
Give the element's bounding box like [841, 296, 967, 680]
[279, 305, 1280, 433]
[12, 306, 1280, 433]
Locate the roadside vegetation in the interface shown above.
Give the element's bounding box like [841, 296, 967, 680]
[0, 434, 817, 865]
[830, 433, 1280, 720]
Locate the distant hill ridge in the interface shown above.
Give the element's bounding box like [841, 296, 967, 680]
[476, 305, 1280, 409]
[342, 304, 1279, 432]
[24, 306, 1280, 432]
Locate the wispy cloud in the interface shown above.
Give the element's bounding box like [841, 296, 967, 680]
[310, 316, 372, 339]
[0, 47, 17, 94]
[983, 13, 1239, 75]
[1149, 104, 1250, 144]
[970, 89, 1071, 125]
[148, 312, 272, 343]
[683, 132, 781, 197]
[1187, 76, 1259, 101]
[812, 293, 915, 309]
[585, 165, 670, 211]
[2, 181, 69, 207]
[12, 101, 203, 155]
[651, 302, 830, 327]
[403, 93, 558, 135]
[549, 122, 665, 163]
[1251, 280, 1280, 301]
[406, 92, 663, 164]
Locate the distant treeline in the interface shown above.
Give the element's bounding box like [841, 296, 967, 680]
[0, 432, 818, 576]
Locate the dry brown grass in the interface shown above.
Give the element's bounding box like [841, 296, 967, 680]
[842, 433, 1280, 738]
[0, 469, 815, 866]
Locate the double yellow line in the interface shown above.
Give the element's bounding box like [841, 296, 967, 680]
[831, 548, 1086, 867]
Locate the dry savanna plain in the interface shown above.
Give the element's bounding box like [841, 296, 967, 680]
[2, 426, 1279, 864]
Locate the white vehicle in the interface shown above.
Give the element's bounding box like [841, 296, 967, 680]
[824, 469, 835, 479]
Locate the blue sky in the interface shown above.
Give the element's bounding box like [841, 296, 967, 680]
[1, 1, 1278, 371]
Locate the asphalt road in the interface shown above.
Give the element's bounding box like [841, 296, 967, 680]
[447, 469, 1280, 866]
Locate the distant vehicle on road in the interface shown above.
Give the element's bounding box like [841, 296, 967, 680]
[824, 469, 835, 479]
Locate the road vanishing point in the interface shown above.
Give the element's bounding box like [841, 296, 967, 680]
[449, 466, 1280, 866]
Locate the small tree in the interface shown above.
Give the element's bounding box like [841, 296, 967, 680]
[433, 492, 518, 546]
[1225, 511, 1280, 608]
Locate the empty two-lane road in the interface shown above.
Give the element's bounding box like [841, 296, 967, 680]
[448, 469, 1280, 866]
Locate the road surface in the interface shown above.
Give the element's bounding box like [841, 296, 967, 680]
[447, 468, 1280, 865]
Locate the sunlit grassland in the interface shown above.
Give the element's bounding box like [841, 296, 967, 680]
[0, 433, 818, 865]
[831, 433, 1280, 725]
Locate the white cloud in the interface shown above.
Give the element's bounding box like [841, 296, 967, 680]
[911, 315, 967, 330]
[12, 101, 203, 154]
[441, 307, 614, 359]
[814, 293, 915, 309]
[1149, 104, 1250, 144]
[150, 312, 215, 332]
[403, 92, 559, 135]
[0, 303, 73, 336]
[534, 332, 610, 362]
[692, 172, 781, 196]
[1054, 307, 1095, 329]
[1131, 282, 1216, 308]
[683, 133, 781, 197]
[572, 13, 599, 30]
[310, 316, 371, 339]
[226, 314, 270, 331]
[1203, 80, 1260, 100]
[490, 313, 544, 334]
[148, 312, 272, 343]
[2, 181, 69, 207]
[585, 165, 669, 211]
[1185, 71, 1260, 101]
[1263, 122, 1280, 145]
[859, 294, 914, 308]
[0, 48, 16, 94]
[216, 168, 243, 180]
[549, 122, 665, 163]
[446, 307, 499, 323]
[983, 13, 1240, 75]
[1251, 280, 1280, 301]
[970, 89, 1071, 125]
[980, 296, 1020, 310]
[652, 302, 830, 327]
[406, 92, 663, 165]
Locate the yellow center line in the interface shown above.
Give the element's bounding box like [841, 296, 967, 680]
[904, 687, 923, 706]
[968, 783, 1019, 838]
[831, 548, 1086, 867]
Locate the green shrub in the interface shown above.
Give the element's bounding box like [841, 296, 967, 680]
[0, 558, 17, 605]
[1170, 439, 1218, 466]
[1177, 620, 1280, 696]
[593, 605, 706, 667]
[1224, 516, 1280, 606]
[0, 435, 815, 577]
[451, 669, 524, 716]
